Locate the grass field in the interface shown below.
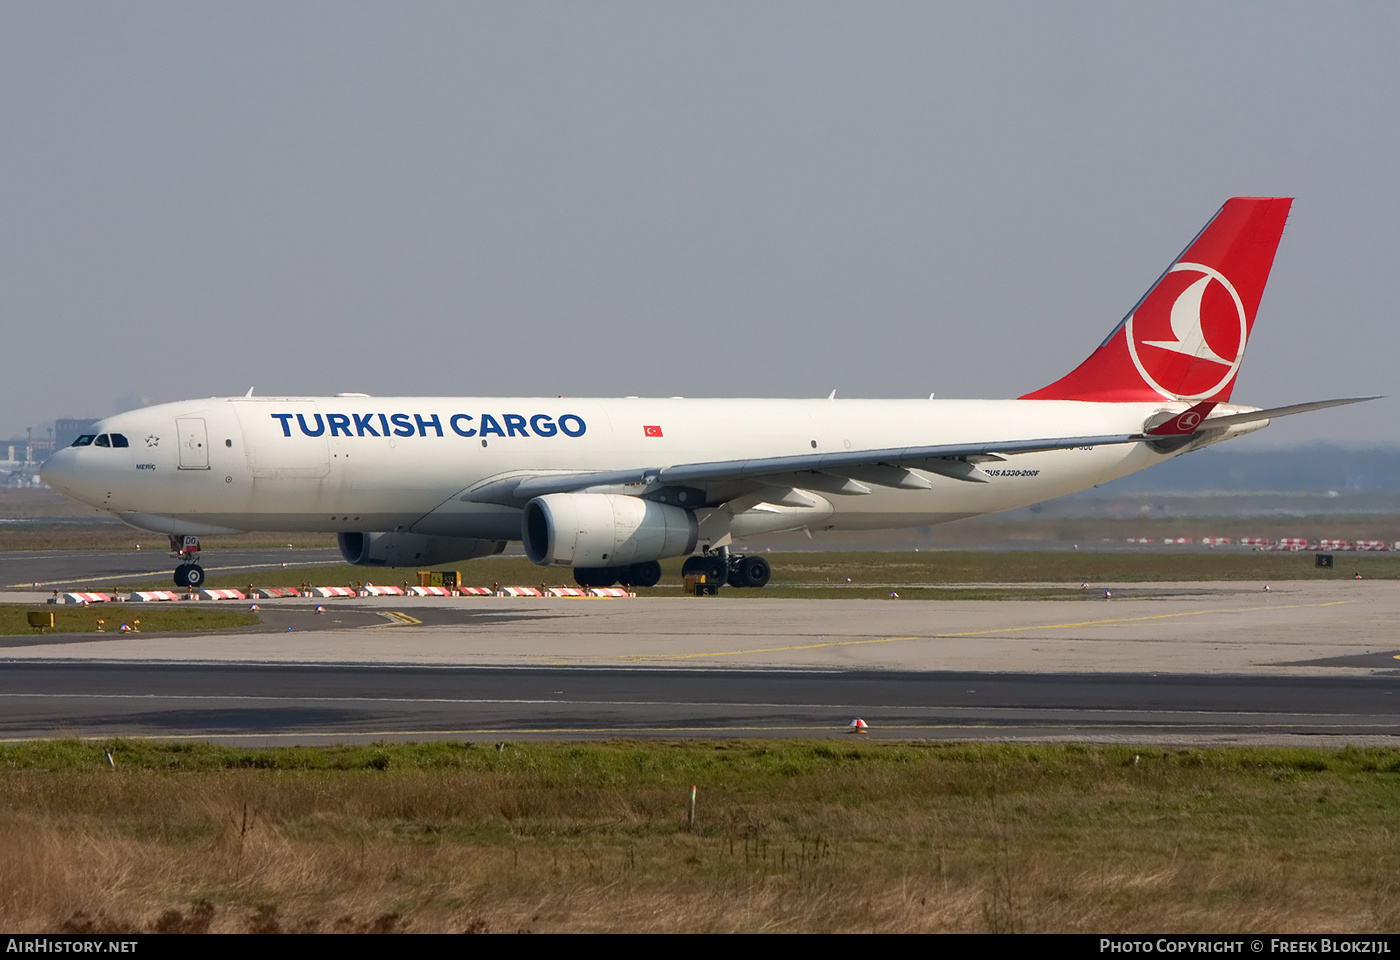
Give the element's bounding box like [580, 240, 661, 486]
[5, 518, 1397, 554]
[0, 525, 337, 552]
[0, 604, 260, 636]
[110, 549, 1400, 597]
[2, 740, 1398, 933]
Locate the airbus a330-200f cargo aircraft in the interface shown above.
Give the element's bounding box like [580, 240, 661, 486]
[42, 197, 1373, 590]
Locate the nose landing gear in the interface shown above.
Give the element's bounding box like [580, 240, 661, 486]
[169, 535, 205, 588]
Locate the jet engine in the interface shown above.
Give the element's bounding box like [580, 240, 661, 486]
[522, 493, 697, 567]
[338, 532, 505, 567]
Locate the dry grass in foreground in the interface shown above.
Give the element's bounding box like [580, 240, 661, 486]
[2, 740, 1399, 933]
[0, 604, 260, 636]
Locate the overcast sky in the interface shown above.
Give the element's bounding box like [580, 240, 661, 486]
[3, 2, 1397, 447]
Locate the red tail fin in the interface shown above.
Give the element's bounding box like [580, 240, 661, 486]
[1022, 197, 1293, 402]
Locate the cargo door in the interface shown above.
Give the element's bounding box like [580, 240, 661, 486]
[175, 417, 210, 470]
[233, 401, 330, 479]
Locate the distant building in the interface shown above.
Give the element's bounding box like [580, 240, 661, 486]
[1, 438, 27, 465]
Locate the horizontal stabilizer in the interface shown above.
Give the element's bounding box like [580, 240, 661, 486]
[1198, 396, 1380, 430]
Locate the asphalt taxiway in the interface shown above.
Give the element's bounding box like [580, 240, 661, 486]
[1, 578, 1397, 744]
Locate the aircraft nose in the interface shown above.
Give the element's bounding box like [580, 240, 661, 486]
[39, 447, 75, 497]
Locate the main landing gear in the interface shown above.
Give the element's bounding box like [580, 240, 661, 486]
[570, 551, 772, 591]
[681, 550, 772, 590]
[169, 535, 205, 588]
[573, 560, 663, 589]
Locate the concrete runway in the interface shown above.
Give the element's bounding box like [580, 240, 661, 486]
[1, 577, 1398, 744]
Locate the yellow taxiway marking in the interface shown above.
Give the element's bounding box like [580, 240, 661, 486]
[626, 600, 1355, 661]
[382, 611, 421, 626]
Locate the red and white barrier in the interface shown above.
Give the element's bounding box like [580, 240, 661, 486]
[545, 587, 588, 598]
[1273, 538, 1310, 551]
[309, 586, 356, 599]
[1162, 537, 1195, 545]
[408, 585, 454, 597]
[199, 589, 247, 600]
[63, 592, 114, 604]
[253, 588, 302, 599]
[1200, 537, 1232, 546]
[497, 586, 544, 597]
[1356, 540, 1390, 552]
[360, 584, 407, 597]
[1317, 540, 1352, 551]
[128, 591, 180, 602]
[1240, 537, 1271, 547]
[587, 588, 635, 598]
[458, 587, 493, 596]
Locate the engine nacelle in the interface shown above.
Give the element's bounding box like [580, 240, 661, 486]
[522, 493, 697, 568]
[338, 532, 505, 567]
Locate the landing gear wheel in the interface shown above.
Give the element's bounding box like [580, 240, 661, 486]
[171, 535, 202, 589]
[681, 554, 727, 587]
[573, 567, 619, 588]
[618, 560, 662, 588]
[702, 555, 727, 585]
[733, 555, 771, 588]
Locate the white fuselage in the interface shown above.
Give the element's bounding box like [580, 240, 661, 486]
[40, 395, 1262, 545]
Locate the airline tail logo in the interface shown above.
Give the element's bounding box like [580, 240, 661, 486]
[1020, 197, 1291, 404]
[1126, 262, 1248, 401]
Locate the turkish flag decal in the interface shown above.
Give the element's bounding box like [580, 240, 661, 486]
[643, 425, 663, 437]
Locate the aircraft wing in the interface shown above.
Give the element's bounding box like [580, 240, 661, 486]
[465, 432, 1145, 505]
[461, 395, 1379, 507]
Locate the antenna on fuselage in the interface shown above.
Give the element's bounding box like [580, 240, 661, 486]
[828, 389, 837, 400]
[245, 386, 255, 397]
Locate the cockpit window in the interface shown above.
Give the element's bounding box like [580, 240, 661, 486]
[72, 435, 95, 447]
[110, 433, 129, 448]
[95, 434, 110, 447]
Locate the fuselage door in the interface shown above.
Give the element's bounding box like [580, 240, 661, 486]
[232, 401, 331, 479]
[175, 417, 210, 470]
